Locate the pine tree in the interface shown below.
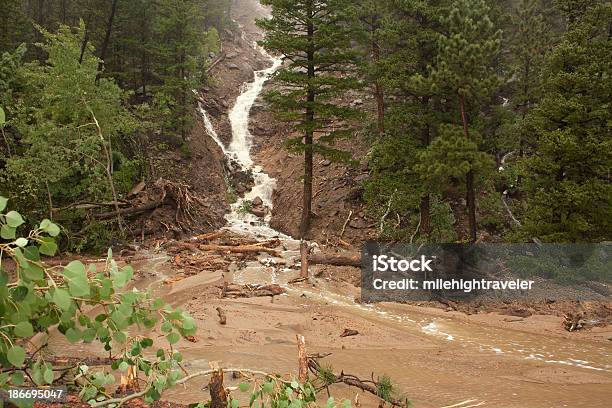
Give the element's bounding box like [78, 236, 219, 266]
[431, 0, 501, 242]
[522, 1, 612, 242]
[258, 0, 359, 238]
[509, 0, 551, 156]
[152, 0, 207, 141]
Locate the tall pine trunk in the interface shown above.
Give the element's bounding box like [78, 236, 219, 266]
[300, 2, 315, 238]
[420, 97, 431, 236]
[96, 0, 118, 83]
[371, 39, 385, 134]
[459, 94, 477, 242]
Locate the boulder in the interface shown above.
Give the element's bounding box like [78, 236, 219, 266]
[251, 207, 266, 218]
[228, 63, 240, 70]
[252, 196, 263, 207]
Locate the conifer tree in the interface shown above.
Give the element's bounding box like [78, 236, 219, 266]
[258, 0, 359, 238]
[522, 1, 612, 242]
[431, 0, 501, 242]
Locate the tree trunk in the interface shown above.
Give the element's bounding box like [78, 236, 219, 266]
[420, 195, 430, 236]
[300, 2, 315, 239]
[420, 97, 431, 236]
[209, 370, 228, 408]
[96, 0, 119, 82]
[459, 94, 477, 242]
[371, 39, 385, 134]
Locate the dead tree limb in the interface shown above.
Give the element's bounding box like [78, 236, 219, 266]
[297, 335, 308, 383]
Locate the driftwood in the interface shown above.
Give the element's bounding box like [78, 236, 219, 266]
[199, 244, 280, 256]
[340, 329, 359, 338]
[221, 283, 286, 298]
[216, 306, 227, 325]
[563, 312, 585, 332]
[308, 253, 361, 267]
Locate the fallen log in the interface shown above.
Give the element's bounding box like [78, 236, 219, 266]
[95, 200, 163, 220]
[308, 253, 361, 267]
[199, 244, 280, 257]
[221, 283, 286, 298]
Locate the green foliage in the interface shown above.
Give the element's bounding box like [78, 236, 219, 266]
[233, 377, 351, 408]
[520, 1, 612, 242]
[237, 200, 253, 215]
[258, 0, 361, 162]
[0, 198, 197, 404]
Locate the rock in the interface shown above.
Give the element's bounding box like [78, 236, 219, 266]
[252, 196, 263, 207]
[228, 63, 240, 70]
[351, 98, 363, 106]
[235, 184, 247, 194]
[349, 218, 369, 229]
[226, 51, 239, 59]
[251, 207, 266, 218]
[340, 328, 359, 337]
[321, 159, 332, 167]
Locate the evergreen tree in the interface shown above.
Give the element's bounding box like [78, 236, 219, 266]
[153, 0, 207, 141]
[431, 0, 501, 242]
[258, 0, 359, 238]
[522, 1, 612, 242]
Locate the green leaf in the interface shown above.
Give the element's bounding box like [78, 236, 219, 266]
[239, 382, 250, 392]
[1, 224, 16, 240]
[119, 361, 129, 372]
[5, 210, 24, 228]
[7, 345, 25, 367]
[161, 321, 172, 333]
[15, 237, 28, 247]
[14, 321, 34, 338]
[52, 288, 72, 310]
[166, 332, 180, 344]
[43, 366, 54, 384]
[64, 261, 90, 297]
[39, 237, 58, 256]
[11, 371, 25, 386]
[22, 262, 44, 281]
[44, 222, 60, 237]
[0, 196, 7, 212]
[0, 107, 5, 126]
[66, 328, 81, 343]
[262, 382, 274, 394]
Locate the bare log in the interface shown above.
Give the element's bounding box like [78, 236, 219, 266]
[308, 253, 361, 267]
[95, 200, 163, 220]
[199, 244, 280, 256]
[222, 283, 286, 298]
[297, 335, 308, 383]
